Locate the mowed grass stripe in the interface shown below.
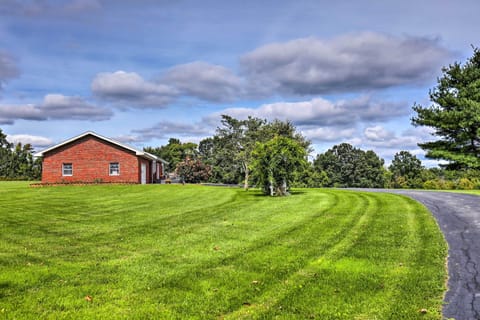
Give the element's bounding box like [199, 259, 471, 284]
[222, 191, 374, 318]
[0, 183, 447, 319]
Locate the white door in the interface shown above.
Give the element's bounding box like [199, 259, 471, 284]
[141, 163, 147, 184]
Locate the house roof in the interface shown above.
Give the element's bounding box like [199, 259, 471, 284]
[34, 131, 168, 164]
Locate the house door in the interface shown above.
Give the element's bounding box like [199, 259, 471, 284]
[141, 163, 147, 184]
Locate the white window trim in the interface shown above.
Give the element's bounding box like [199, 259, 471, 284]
[62, 163, 73, 176]
[109, 162, 120, 176]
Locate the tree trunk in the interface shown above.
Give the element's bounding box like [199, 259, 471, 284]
[243, 162, 249, 190]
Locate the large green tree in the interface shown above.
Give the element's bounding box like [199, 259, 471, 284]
[412, 47, 480, 169]
[0, 129, 41, 180]
[200, 115, 311, 189]
[0, 129, 12, 176]
[314, 143, 385, 188]
[215, 115, 266, 190]
[144, 138, 197, 172]
[389, 151, 423, 188]
[251, 136, 308, 196]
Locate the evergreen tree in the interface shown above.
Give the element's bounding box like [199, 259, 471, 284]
[412, 47, 480, 169]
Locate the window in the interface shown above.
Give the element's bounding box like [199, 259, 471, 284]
[62, 163, 73, 176]
[109, 162, 120, 176]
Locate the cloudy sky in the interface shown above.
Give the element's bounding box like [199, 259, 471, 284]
[1, 0, 479, 166]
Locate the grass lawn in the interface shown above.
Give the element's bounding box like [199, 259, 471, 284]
[0, 182, 447, 319]
[447, 190, 480, 196]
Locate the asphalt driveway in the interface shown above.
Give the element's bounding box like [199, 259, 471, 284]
[362, 190, 480, 320]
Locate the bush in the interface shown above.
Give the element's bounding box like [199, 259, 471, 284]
[423, 180, 439, 190]
[455, 178, 475, 190]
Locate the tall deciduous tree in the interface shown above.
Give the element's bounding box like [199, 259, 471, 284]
[215, 115, 266, 189]
[251, 136, 308, 196]
[412, 47, 480, 169]
[0, 129, 12, 176]
[314, 143, 385, 188]
[389, 151, 423, 188]
[0, 129, 41, 180]
[144, 138, 197, 172]
[200, 116, 311, 188]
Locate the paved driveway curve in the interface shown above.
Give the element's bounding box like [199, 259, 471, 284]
[362, 190, 480, 320]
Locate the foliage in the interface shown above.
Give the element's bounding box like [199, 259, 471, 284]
[0, 128, 41, 180]
[251, 136, 308, 196]
[389, 151, 424, 188]
[203, 115, 266, 188]
[144, 138, 197, 172]
[412, 47, 480, 169]
[198, 136, 243, 184]
[314, 143, 385, 188]
[200, 115, 311, 188]
[292, 164, 330, 188]
[0, 183, 447, 319]
[175, 157, 212, 183]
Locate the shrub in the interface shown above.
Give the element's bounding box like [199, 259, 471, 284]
[456, 178, 475, 190]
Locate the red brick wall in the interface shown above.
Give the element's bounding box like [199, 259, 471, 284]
[41, 136, 143, 183]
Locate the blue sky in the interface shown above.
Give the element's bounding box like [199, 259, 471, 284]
[1, 0, 479, 166]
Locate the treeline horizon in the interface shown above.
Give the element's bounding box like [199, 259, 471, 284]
[144, 115, 480, 191]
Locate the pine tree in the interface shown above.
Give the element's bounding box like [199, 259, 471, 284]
[412, 48, 480, 169]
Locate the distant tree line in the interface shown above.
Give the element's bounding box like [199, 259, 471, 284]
[144, 115, 480, 193]
[0, 129, 41, 180]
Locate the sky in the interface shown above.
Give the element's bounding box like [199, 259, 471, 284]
[1, 0, 479, 166]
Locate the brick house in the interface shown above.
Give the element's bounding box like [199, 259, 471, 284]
[35, 131, 168, 184]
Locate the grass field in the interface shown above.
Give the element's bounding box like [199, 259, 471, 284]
[449, 189, 480, 196]
[0, 182, 447, 319]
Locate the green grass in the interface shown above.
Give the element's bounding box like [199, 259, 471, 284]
[0, 182, 447, 319]
[446, 189, 480, 196]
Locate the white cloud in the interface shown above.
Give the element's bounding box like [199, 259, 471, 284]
[209, 96, 408, 127]
[0, 94, 112, 124]
[364, 125, 394, 141]
[301, 127, 356, 142]
[241, 32, 452, 95]
[92, 71, 177, 108]
[162, 61, 243, 102]
[7, 134, 53, 147]
[131, 120, 213, 141]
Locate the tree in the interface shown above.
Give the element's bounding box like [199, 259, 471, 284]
[198, 135, 243, 184]
[0, 129, 12, 177]
[145, 138, 197, 172]
[389, 151, 423, 188]
[412, 47, 480, 169]
[314, 143, 385, 188]
[292, 164, 330, 188]
[175, 157, 212, 183]
[0, 129, 41, 180]
[8, 143, 42, 179]
[201, 116, 311, 188]
[251, 136, 308, 196]
[214, 115, 266, 189]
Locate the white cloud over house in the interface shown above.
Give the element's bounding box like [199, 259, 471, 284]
[91, 71, 177, 108]
[7, 134, 53, 147]
[0, 94, 112, 124]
